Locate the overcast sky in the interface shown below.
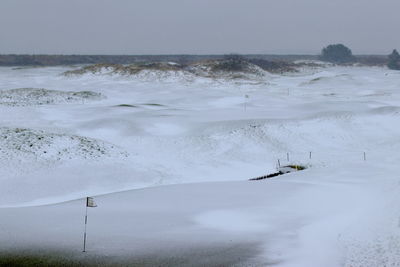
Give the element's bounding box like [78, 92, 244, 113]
[0, 0, 398, 55]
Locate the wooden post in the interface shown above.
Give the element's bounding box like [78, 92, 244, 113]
[309, 151, 312, 159]
[287, 153, 290, 162]
[363, 152, 366, 161]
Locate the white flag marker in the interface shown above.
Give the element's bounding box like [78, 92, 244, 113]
[86, 197, 97, 208]
[83, 197, 97, 252]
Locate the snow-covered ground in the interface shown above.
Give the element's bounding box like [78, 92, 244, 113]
[0, 65, 400, 266]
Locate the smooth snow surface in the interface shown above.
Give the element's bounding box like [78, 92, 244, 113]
[1, 65, 400, 266]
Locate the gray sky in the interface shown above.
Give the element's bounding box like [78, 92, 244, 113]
[0, 0, 398, 55]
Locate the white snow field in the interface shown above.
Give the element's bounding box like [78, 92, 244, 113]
[0, 65, 400, 266]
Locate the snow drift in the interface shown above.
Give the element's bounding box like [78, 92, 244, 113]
[0, 88, 103, 106]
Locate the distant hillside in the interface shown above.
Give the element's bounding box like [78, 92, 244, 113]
[0, 54, 388, 67]
[0, 54, 317, 66]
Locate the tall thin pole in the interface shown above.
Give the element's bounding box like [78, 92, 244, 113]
[83, 198, 88, 252]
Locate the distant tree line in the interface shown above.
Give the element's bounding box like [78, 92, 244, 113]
[0, 54, 318, 67]
[319, 43, 400, 70]
[0, 49, 396, 68]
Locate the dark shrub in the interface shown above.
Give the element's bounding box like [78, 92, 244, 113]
[211, 54, 250, 72]
[387, 49, 400, 70]
[320, 44, 355, 63]
[248, 59, 297, 73]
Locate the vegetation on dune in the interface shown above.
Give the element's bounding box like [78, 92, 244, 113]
[0, 88, 103, 106]
[210, 54, 252, 72]
[59, 51, 397, 79]
[63, 62, 184, 76]
[247, 58, 299, 73]
[62, 54, 308, 79]
[0, 127, 128, 161]
[356, 55, 388, 66]
[208, 54, 301, 74]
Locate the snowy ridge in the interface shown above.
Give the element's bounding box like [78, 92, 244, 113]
[0, 88, 104, 106]
[127, 69, 197, 83]
[65, 66, 198, 83]
[0, 127, 128, 162]
[62, 61, 273, 83]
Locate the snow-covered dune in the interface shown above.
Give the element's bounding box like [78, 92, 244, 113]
[62, 60, 274, 83]
[0, 65, 400, 266]
[0, 88, 103, 106]
[0, 127, 127, 161]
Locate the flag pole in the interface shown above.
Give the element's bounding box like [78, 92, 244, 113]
[83, 197, 88, 252]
